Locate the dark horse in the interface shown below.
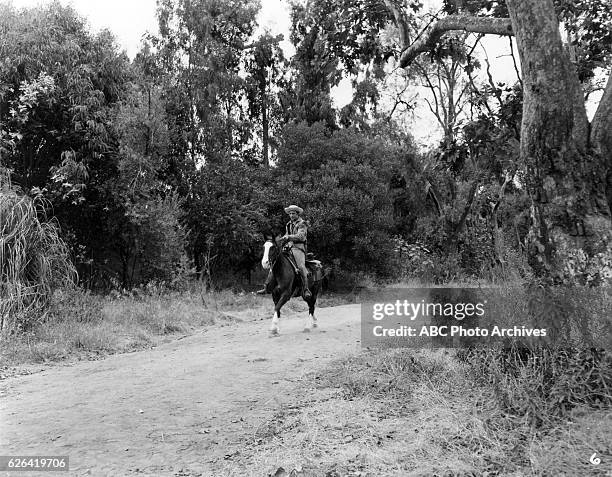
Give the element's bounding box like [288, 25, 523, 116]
[261, 236, 321, 336]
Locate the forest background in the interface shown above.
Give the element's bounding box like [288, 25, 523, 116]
[1, 0, 611, 327]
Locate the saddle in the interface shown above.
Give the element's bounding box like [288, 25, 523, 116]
[282, 250, 324, 282]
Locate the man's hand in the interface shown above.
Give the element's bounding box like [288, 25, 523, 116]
[280, 235, 289, 242]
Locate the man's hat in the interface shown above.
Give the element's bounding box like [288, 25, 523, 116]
[284, 204, 303, 214]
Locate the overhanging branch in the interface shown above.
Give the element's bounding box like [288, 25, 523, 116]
[398, 15, 513, 68]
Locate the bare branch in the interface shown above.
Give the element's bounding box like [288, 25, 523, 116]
[423, 97, 440, 124]
[454, 81, 472, 114]
[508, 37, 522, 87]
[399, 15, 513, 68]
[482, 47, 504, 109]
[416, 62, 441, 120]
[466, 68, 493, 116]
[387, 98, 414, 121]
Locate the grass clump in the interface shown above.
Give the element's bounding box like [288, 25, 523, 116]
[459, 346, 612, 428]
[1, 174, 76, 335]
[457, 284, 612, 428]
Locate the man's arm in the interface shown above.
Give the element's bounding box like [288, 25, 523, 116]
[286, 222, 307, 243]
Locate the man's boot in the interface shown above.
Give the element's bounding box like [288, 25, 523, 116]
[300, 269, 312, 299]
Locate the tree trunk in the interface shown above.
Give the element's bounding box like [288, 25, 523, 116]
[261, 82, 269, 167]
[591, 74, 612, 213]
[505, 0, 610, 278]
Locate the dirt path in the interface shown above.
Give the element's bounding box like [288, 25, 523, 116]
[0, 304, 362, 476]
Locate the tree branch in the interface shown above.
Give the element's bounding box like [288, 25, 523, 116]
[399, 15, 513, 68]
[383, 0, 411, 47]
[591, 71, 612, 170]
[417, 62, 441, 121]
[508, 37, 522, 87]
[482, 50, 504, 110]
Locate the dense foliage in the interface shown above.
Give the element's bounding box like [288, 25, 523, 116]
[1, 0, 610, 296]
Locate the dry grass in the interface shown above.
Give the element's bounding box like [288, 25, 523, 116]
[219, 350, 511, 476]
[219, 348, 612, 476]
[0, 287, 263, 367]
[528, 408, 612, 476]
[0, 285, 357, 369]
[0, 174, 76, 335]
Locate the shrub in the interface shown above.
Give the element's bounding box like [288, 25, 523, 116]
[461, 346, 612, 427]
[46, 288, 103, 323]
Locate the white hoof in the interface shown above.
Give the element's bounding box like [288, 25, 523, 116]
[269, 312, 280, 336]
[310, 314, 318, 328]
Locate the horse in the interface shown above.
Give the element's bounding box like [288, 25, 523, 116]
[260, 236, 321, 336]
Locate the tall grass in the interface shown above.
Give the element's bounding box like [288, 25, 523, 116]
[0, 172, 76, 335]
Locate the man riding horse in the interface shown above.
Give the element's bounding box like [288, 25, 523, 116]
[257, 204, 312, 299]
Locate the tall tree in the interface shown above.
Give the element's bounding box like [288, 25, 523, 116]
[154, 0, 260, 162]
[374, 0, 612, 281]
[0, 2, 135, 287]
[290, 0, 611, 281]
[245, 32, 286, 166]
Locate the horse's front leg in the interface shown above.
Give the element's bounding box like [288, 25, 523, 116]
[303, 289, 318, 332]
[269, 289, 292, 336]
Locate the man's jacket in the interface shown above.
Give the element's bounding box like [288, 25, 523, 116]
[285, 218, 307, 252]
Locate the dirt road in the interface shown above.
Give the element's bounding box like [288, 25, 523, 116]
[0, 304, 362, 476]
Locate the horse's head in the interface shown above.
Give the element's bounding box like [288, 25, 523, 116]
[261, 234, 283, 270]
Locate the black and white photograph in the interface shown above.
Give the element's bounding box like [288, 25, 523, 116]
[1, 0, 611, 475]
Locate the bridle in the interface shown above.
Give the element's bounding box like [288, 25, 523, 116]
[265, 239, 278, 270]
[264, 238, 290, 271]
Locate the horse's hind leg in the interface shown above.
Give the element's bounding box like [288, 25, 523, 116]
[303, 284, 319, 332]
[309, 296, 318, 329]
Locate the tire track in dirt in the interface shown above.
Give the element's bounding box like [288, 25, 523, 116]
[0, 304, 362, 476]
